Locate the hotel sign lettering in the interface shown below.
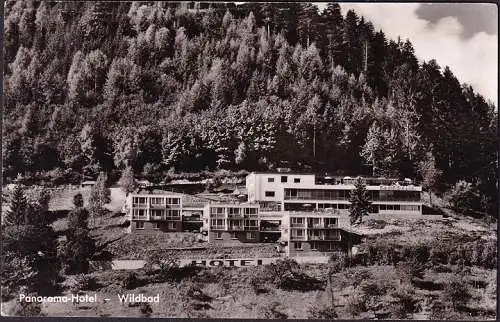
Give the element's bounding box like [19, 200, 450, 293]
[180, 258, 274, 267]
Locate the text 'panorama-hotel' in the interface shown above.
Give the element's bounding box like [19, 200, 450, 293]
[123, 171, 422, 255]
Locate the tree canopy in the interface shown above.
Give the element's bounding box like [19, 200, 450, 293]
[3, 1, 497, 217]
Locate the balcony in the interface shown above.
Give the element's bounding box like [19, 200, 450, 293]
[227, 213, 244, 219]
[290, 235, 306, 241]
[132, 203, 148, 208]
[309, 235, 341, 241]
[132, 215, 148, 220]
[211, 225, 226, 230]
[149, 203, 166, 209]
[291, 223, 306, 228]
[244, 226, 259, 231]
[228, 225, 245, 231]
[260, 226, 281, 232]
[165, 216, 181, 221]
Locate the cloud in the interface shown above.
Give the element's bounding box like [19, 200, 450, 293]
[322, 3, 497, 107]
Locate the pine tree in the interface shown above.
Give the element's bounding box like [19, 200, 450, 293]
[348, 177, 371, 226]
[118, 166, 137, 195]
[63, 193, 95, 274]
[88, 171, 110, 223]
[5, 185, 28, 226]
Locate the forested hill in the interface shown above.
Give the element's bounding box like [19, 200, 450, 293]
[3, 2, 497, 215]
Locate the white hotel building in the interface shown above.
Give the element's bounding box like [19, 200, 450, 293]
[246, 172, 422, 215]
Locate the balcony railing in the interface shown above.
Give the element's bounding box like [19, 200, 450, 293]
[149, 203, 165, 208]
[165, 216, 181, 221]
[309, 235, 341, 241]
[291, 223, 306, 228]
[260, 226, 281, 232]
[290, 235, 306, 241]
[211, 225, 226, 230]
[228, 225, 245, 231]
[244, 226, 259, 231]
[227, 214, 244, 218]
[132, 215, 148, 220]
[133, 203, 148, 208]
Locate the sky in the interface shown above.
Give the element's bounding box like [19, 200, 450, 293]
[315, 3, 498, 107]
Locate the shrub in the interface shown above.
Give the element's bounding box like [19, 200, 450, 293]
[122, 272, 140, 290]
[260, 301, 288, 319]
[73, 274, 99, 291]
[367, 219, 387, 229]
[328, 252, 347, 273]
[443, 275, 472, 309]
[266, 258, 323, 291]
[139, 302, 152, 317]
[346, 295, 365, 318]
[389, 285, 421, 319]
[308, 303, 338, 319]
[396, 259, 425, 283]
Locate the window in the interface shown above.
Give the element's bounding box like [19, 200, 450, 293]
[267, 177, 275, 182]
[294, 178, 301, 183]
[246, 232, 257, 240]
[311, 242, 318, 250]
[231, 232, 237, 240]
[246, 219, 257, 227]
[135, 221, 144, 229]
[166, 198, 180, 205]
[328, 243, 335, 251]
[167, 222, 176, 230]
[245, 207, 257, 215]
[281, 176, 288, 183]
[294, 242, 303, 250]
[228, 207, 241, 215]
[133, 197, 147, 204]
[150, 197, 164, 205]
[133, 209, 146, 218]
[215, 232, 223, 240]
[265, 191, 275, 197]
[291, 217, 304, 225]
[166, 209, 180, 218]
[151, 209, 164, 218]
[152, 222, 160, 229]
[211, 207, 225, 215]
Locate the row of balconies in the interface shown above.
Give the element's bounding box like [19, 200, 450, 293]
[210, 225, 260, 231]
[290, 223, 338, 229]
[290, 234, 341, 241]
[133, 203, 181, 208]
[132, 215, 181, 221]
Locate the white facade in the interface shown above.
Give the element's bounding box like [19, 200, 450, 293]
[124, 193, 183, 221]
[246, 172, 316, 208]
[246, 172, 423, 215]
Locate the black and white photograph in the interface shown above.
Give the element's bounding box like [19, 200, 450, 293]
[1, 1, 498, 319]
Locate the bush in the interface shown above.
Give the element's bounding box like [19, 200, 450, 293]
[443, 275, 472, 309]
[73, 274, 99, 291]
[346, 295, 365, 318]
[389, 285, 421, 319]
[328, 252, 347, 273]
[260, 301, 288, 319]
[122, 272, 140, 290]
[308, 304, 338, 319]
[396, 259, 425, 283]
[266, 258, 323, 291]
[367, 219, 387, 229]
[139, 302, 152, 317]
